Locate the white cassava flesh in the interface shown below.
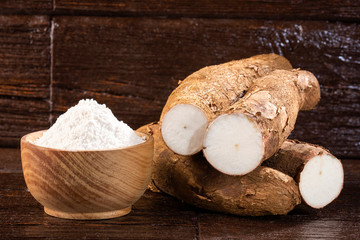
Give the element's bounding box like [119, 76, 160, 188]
[203, 113, 263, 175]
[161, 104, 208, 155]
[160, 54, 293, 156]
[299, 154, 344, 209]
[263, 139, 344, 209]
[203, 69, 320, 176]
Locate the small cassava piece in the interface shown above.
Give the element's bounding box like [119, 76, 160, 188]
[160, 54, 292, 156]
[263, 140, 344, 209]
[137, 123, 301, 216]
[203, 69, 321, 175]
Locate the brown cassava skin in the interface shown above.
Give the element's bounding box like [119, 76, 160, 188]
[263, 140, 343, 208]
[263, 139, 341, 181]
[225, 69, 321, 164]
[160, 54, 292, 121]
[138, 123, 301, 216]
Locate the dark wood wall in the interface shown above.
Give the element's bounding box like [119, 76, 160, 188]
[0, 1, 359, 158]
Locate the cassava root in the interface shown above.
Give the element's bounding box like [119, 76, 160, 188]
[138, 123, 301, 216]
[161, 54, 292, 156]
[146, 54, 340, 216]
[203, 69, 320, 175]
[263, 140, 344, 209]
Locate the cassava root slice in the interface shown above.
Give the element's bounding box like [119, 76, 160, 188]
[203, 69, 320, 175]
[161, 54, 292, 155]
[263, 140, 344, 209]
[138, 123, 301, 216]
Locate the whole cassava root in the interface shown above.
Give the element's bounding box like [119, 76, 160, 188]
[160, 54, 292, 156]
[137, 123, 301, 216]
[263, 140, 344, 209]
[203, 69, 321, 175]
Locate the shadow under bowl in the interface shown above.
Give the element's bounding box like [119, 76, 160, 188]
[21, 130, 153, 220]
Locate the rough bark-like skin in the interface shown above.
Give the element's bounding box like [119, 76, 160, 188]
[138, 123, 301, 216]
[160, 54, 292, 121]
[227, 69, 320, 163]
[263, 140, 343, 209]
[263, 139, 339, 180]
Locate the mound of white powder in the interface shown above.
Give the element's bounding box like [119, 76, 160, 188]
[34, 99, 145, 150]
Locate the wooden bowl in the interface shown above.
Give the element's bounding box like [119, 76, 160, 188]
[21, 130, 153, 220]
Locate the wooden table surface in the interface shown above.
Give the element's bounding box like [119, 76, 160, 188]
[1, 148, 359, 239]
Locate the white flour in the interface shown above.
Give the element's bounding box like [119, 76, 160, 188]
[34, 99, 145, 150]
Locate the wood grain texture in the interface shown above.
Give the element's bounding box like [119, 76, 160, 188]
[52, 17, 360, 158]
[0, 148, 21, 172]
[0, 1, 52, 14]
[0, 15, 50, 147]
[21, 130, 153, 219]
[0, 173, 198, 239]
[54, 0, 360, 21]
[0, 146, 359, 239]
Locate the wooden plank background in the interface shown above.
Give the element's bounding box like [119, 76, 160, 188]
[0, 15, 50, 147]
[0, 1, 359, 158]
[53, 1, 360, 21]
[0, 1, 52, 14]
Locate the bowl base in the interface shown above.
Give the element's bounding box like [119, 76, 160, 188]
[44, 206, 132, 220]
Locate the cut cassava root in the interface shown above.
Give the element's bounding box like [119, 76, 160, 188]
[161, 54, 292, 155]
[203, 69, 320, 175]
[138, 123, 301, 216]
[263, 140, 344, 209]
[144, 54, 340, 216]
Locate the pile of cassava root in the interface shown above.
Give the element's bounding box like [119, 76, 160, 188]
[138, 54, 344, 216]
